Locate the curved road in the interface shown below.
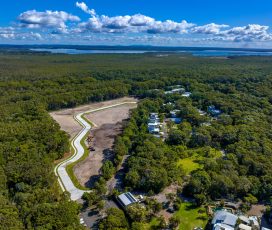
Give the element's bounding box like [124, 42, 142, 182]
[54, 102, 137, 201]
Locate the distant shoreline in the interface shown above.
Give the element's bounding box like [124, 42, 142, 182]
[29, 48, 272, 57]
[1, 45, 272, 57]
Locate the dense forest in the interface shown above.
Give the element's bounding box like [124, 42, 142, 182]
[0, 53, 272, 229]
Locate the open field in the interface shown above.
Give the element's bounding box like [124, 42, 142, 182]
[49, 97, 137, 140]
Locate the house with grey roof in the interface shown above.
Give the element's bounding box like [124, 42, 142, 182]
[212, 210, 238, 230]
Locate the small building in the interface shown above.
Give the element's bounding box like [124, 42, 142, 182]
[212, 210, 238, 230]
[117, 192, 138, 208]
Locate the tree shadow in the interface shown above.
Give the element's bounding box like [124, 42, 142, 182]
[88, 209, 99, 217]
[184, 202, 198, 211]
[102, 148, 114, 163]
[85, 174, 100, 188]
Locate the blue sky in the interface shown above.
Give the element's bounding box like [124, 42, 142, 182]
[1, 0, 272, 47]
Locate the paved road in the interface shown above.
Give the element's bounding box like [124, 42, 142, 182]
[54, 111, 91, 200]
[54, 102, 137, 201]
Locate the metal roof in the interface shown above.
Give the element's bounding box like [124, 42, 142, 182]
[117, 192, 138, 207]
[212, 210, 238, 227]
[213, 223, 234, 230]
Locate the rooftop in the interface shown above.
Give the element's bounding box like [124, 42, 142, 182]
[213, 223, 234, 230]
[117, 192, 138, 208]
[239, 224, 252, 230]
[212, 210, 238, 228]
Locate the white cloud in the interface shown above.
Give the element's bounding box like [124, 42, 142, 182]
[18, 10, 80, 33]
[146, 20, 194, 34]
[129, 14, 155, 26]
[217, 24, 272, 42]
[192, 23, 229, 34]
[0, 27, 16, 39]
[76, 2, 96, 17]
[0, 27, 42, 40]
[75, 1, 195, 34]
[101, 15, 131, 29]
[5, 2, 272, 46]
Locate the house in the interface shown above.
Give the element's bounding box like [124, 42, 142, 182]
[148, 113, 161, 134]
[212, 211, 238, 230]
[117, 192, 138, 208]
[148, 122, 160, 134]
[208, 105, 221, 117]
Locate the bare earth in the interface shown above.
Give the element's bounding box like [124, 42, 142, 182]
[76, 102, 137, 187]
[50, 97, 137, 140]
[50, 97, 137, 188]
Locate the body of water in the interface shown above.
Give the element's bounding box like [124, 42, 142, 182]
[30, 48, 147, 54]
[29, 48, 272, 57]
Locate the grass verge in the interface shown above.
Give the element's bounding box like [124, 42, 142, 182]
[65, 114, 92, 191]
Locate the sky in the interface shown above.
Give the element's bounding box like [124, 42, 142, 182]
[1, 0, 272, 47]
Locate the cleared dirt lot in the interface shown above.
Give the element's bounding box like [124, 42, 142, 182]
[50, 97, 137, 140]
[75, 102, 137, 187]
[50, 97, 137, 188]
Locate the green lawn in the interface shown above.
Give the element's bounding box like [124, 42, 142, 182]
[175, 202, 208, 230]
[136, 217, 161, 230]
[177, 157, 201, 174]
[177, 147, 222, 175]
